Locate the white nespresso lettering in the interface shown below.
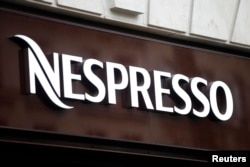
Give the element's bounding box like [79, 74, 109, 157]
[209, 81, 233, 121]
[106, 62, 128, 104]
[13, 34, 234, 121]
[129, 66, 154, 110]
[153, 70, 173, 112]
[190, 77, 210, 118]
[62, 54, 85, 101]
[171, 74, 192, 115]
[84, 59, 106, 103]
[15, 35, 73, 109]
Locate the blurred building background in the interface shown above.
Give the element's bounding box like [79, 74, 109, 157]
[6, 0, 250, 51]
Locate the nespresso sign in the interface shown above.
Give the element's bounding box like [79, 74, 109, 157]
[2, 10, 250, 150]
[13, 35, 233, 121]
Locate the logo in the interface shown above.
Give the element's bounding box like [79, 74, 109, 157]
[12, 35, 234, 121]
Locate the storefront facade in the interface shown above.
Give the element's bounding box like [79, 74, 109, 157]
[1, 1, 250, 166]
